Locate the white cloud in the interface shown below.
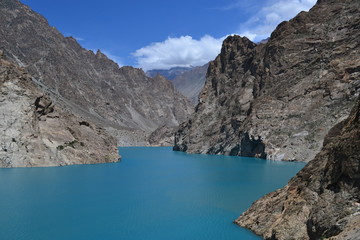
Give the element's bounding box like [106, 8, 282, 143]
[210, 0, 255, 11]
[133, 35, 226, 71]
[240, 31, 257, 42]
[65, 33, 84, 41]
[74, 37, 84, 41]
[239, 0, 316, 42]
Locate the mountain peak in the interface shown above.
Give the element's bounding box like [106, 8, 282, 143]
[174, 0, 360, 161]
[0, 0, 194, 165]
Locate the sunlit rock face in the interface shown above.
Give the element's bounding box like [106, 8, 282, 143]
[0, 0, 193, 146]
[0, 56, 119, 167]
[235, 96, 360, 240]
[174, 0, 360, 162]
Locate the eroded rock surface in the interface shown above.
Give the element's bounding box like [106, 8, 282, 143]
[0, 56, 119, 167]
[235, 96, 360, 240]
[148, 125, 176, 146]
[0, 0, 193, 145]
[174, 0, 360, 161]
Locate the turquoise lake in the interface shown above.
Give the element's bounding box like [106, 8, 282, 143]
[0, 147, 306, 240]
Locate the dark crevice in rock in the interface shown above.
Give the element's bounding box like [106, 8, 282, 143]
[229, 144, 240, 156]
[34, 96, 54, 117]
[236, 96, 360, 239]
[79, 121, 90, 127]
[240, 132, 266, 159]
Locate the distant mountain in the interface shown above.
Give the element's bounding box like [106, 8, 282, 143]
[0, 0, 193, 149]
[146, 67, 192, 80]
[147, 64, 208, 105]
[257, 37, 269, 44]
[172, 63, 208, 104]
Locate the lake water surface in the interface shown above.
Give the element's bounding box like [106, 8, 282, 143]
[0, 147, 305, 240]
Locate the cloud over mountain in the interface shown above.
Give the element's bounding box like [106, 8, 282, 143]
[133, 35, 225, 71]
[132, 0, 316, 70]
[239, 0, 316, 41]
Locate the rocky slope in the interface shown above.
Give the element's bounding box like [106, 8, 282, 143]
[148, 125, 176, 146]
[174, 0, 360, 161]
[147, 64, 208, 105]
[0, 53, 119, 167]
[0, 0, 193, 145]
[235, 96, 360, 240]
[172, 63, 208, 104]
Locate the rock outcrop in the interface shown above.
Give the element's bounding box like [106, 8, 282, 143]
[147, 67, 192, 81]
[235, 96, 360, 240]
[174, 0, 360, 161]
[0, 0, 193, 145]
[148, 125, 176, 146]
[0, 55, 119, 167]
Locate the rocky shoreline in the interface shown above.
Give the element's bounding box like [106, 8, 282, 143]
[235, 96, 360, 240]
[0, 54, 119, 167]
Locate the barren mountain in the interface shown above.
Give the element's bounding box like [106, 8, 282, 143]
[147, 64, 208, 105]
[0, 53, 119, 167]
[171, 63, 208, 104]
[0, 0, 193, 146]
[147, 67, 192, 80]
[174, 0, 360, 162]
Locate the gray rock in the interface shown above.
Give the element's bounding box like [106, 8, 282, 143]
[148, 125, 177, 146]
[146, 67, 192, 80]
[0, 57, 119, 167]
[171, 63, 208, 105]
[235, 96, 360, 240]
[174, 0, 360, 162]
[0, 0, 193, 146]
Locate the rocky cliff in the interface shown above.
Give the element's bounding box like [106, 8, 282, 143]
[235, 96, 360, 240]
[0, 0, 193, 145]
[0, 53, 119, 167]
[174, 0, 360, 161]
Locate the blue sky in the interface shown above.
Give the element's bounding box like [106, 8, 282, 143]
[21, 0, 316, 70]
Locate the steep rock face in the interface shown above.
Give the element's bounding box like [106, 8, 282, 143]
[174, 0, 360, 161]
[172, 63, 208, 104]
[0, 55, 119, 167]
[235, 96, 360, 240]
[0, 0, 193, 142]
